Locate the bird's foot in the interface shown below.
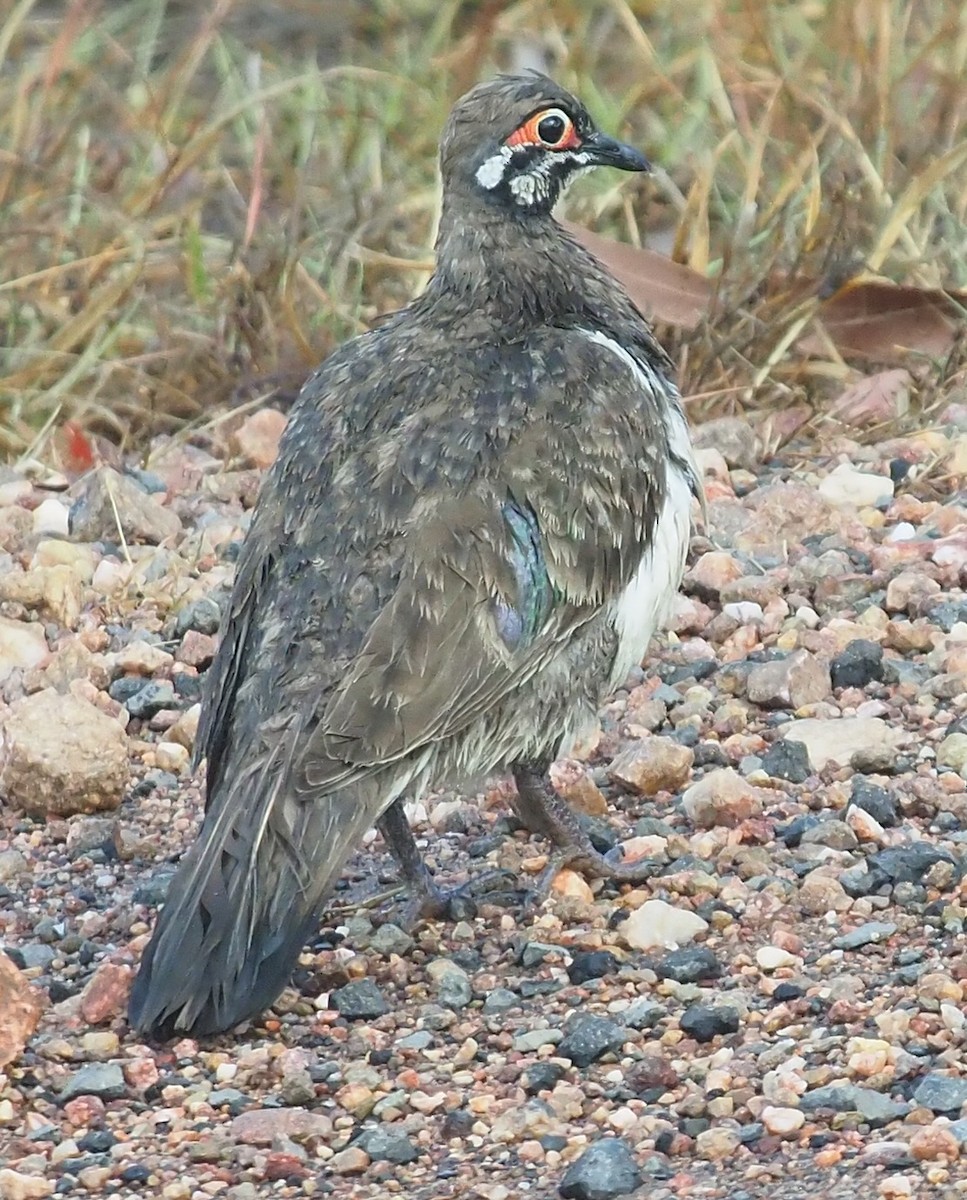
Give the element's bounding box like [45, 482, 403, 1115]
[512, 761, 660, 892]
[376, 799, 519, 927]
[390, 866, 519, 929]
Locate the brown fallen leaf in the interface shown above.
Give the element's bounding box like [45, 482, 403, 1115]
[0, 952, 46, 1068]
[808, 278, 967, 361]
[565, 224, 965, 366]
[565, 221, 711, 330]
[827, 368, 913, 427]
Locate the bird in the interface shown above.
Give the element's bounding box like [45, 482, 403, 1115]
[128, 71, 701, 1037]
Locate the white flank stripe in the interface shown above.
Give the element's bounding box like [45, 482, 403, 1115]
[579, 329, 698, 687]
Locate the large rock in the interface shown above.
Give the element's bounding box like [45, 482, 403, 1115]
[0, 954, 46, 1068]
[781, 716, 903, 771]
[0, 691, 128, 817]
[69, 466, 181, 544]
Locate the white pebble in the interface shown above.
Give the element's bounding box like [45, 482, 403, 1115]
[723, 601, 763, 622]
[885, 522, 917, 542]
[794, 605, 821, 628]
[941, 1002, 966, 1032]
[756, 946, 801, 971]
[761, 1105, 805, 1136]
[32, 497, 70, 536]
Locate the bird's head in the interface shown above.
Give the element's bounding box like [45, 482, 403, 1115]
[440, 72, 650, 217]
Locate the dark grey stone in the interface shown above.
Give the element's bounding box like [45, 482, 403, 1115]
[653, 946, 722, 984]
[760, 738, 811, 783]
[59, 1064, 126, 1103]
[482, 987, 518, 1014]
[557, 1013, 626, 1068]
[559, 1137, 643, 1200]
[830, 639, 884, 689]
[870, 845, 961, 885]
[799, 1084, 909, 1125]
[330, 979, 388, 1020]
[174, 597, 222, 637]
[832, 921, 897, 950]
[679, 1004, 740, 1043]
[354, 1126, 419, 1164]
[850, 779, 899, 827]
[567, 950, 619, 985]
[913, 1074, 967, 1114]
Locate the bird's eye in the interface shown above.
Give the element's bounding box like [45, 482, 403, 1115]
[506, 107, 578, 151]
[536, 111, 567, 146]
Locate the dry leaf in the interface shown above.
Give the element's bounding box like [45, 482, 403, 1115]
[807, 279, 967, 361]
[566, 221, 711, 329]
[828, 369, 912, 427]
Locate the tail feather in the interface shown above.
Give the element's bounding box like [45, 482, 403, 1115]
[128, 758, 390, 1037]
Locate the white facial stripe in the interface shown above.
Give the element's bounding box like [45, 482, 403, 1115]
[475, 146, 513, 190]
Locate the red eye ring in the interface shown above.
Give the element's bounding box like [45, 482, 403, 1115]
[506, 107, 579, 151]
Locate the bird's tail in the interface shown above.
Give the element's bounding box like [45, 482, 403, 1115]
[128, 754, 390, 1037]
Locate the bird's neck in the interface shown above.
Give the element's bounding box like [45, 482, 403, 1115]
[423, 192, 621, 332]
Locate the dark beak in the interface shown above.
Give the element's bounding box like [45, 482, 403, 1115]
[582, 130, 651, 173]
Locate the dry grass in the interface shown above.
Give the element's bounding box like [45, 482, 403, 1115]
[1, 0, 966, 462]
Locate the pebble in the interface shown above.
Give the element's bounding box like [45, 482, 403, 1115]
[567, 950, 618, 985]
[655, 945, 723, 984]
[818, 463, 894, 507]
[756, 946, 800, 971]
[353, 1126, 419, 1164]
[830, 638, 885, 688]
[608, 737, 692, 796]
[833, 921, 897, 950]
[694, 1125, 742, 1159]
[0, 1171, 54, 1200]
[31, 497, 70, 536]
[230, 408, 288, 469]
[557, 1013, 626, 1068]
[230, 1107, 332, 1145]
[620, 899, 709, 951]
[0, 850, 28, 882]
[425, 958, 472, 1009]
[0, 616, 49, 683]
[799, 1084, 909, 1124]
[937, 732, 967, 774]
[328, 1146, 369, 1174]
[58, 1062, 126, 1103]
[909, 1124, 961, 1160]
[679, 1003, 740, 1042]
[681, 767, 762, 828]
[746, 649, 831, 709]
[558, 1137, 643, 1200]
[330, 979, 389, 1019]
[759, 737, 811, 783]
[761, 1105, 805, 1136]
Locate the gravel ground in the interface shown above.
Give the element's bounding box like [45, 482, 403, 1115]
[3, 408, 967, 1200]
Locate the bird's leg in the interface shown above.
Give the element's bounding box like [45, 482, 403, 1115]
[511, 760, 655, 886]
[377, 800, 513, 925]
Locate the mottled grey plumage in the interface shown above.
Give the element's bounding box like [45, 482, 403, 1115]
[129, 72, 699, 1036]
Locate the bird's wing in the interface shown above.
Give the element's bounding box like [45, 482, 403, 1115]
[299, 328, 675, 790]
